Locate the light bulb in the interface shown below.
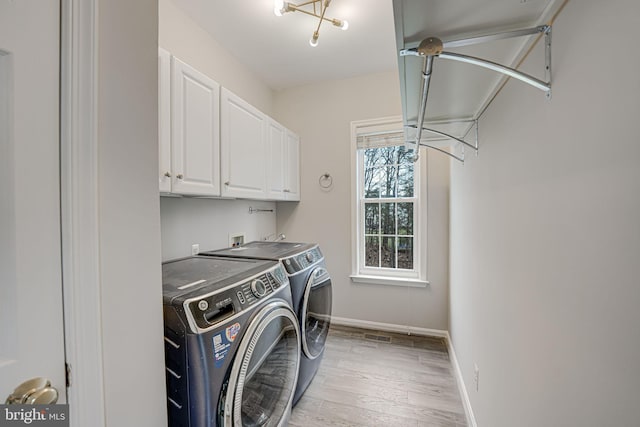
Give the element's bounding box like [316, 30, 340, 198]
[332, 19, 349, 30]
[274, 0, 285, 16]
[309, 33, 319, 47]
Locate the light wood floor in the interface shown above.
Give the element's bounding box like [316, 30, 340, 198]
[289, 325, 468, 427]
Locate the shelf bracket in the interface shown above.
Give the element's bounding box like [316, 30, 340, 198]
[407, 119, 478, 163]
[400, 25, 552, 160]
[409, 120, 479, 152]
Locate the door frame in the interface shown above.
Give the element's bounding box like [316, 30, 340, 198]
[60, 0, 106, 426]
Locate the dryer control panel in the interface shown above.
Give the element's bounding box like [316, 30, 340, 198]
[185, 264, 289, 332]
[282, 247, 323, 275]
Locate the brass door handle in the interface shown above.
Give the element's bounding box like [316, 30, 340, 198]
[5, 377, 59, 405]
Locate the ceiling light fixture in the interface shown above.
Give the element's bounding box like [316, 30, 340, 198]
[274, 0, 349, 47]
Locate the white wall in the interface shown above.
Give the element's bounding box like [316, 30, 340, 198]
[158, 0, 278, 261]
[161, 197, 279, 261]
[159, 0, 273, 115]
[97, 0, 167, 425]
[275, 72, 450, 331]
[449, 1, 640, 426]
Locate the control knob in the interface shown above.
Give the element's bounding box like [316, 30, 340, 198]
[305, 252, 314, 263]
[250, 279, 267, 298]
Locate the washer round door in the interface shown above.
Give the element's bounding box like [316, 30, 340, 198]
[223, 300, 301, 427]
[301, 267, 332, 359]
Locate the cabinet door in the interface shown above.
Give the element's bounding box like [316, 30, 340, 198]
[267, 119, 286, 200]
[158, 48, 171, 193]
[285, 130, 300, 201]
[220, 88, 267, 199]
[171, 57, 221, 196]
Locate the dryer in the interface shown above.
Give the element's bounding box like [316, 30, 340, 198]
[201, 241, 332, 405]
[162, 255, 300, 427]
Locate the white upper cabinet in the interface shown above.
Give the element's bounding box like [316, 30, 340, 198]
[220, 88, 268, 199]
[158, 49, 300, 201]
[284, 130, 300, 201]
[169, 56, 221, 196]
[158, 48, 172, 193]
[266, 119, 301, 201]
[267, 118, 286, 200]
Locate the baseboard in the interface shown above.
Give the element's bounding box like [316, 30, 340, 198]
[330, 316, 477, 426]
[331, 316, 448, 338]
[445, 331, 478, 427]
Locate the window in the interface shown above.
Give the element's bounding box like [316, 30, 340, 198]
[362, 145, 415, 269]
[351, 118, 427, 286]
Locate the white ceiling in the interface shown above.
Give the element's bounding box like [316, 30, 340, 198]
[174, 0, 399, 90]
[173, 0, 564, 140]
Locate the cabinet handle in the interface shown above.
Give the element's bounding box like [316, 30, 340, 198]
[283, 189, 290, 193]
[164, 172, 171, 178]
[224, 181, 230, 186]
[176, 174, 184, 179]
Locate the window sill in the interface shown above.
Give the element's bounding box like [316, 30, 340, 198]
[350, 274, 429, 288]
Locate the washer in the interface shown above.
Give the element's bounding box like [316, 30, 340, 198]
[162, 255, 300, 427]
[201, 241, 332, 405]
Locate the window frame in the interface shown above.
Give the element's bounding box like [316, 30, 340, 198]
[350, 117, 428, 287]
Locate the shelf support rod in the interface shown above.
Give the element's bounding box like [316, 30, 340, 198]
[411, 55, 435, 161]
[408, 123, 479, 152]
[438, 51, 550, 93]
[442, 25, 549, 49]
[474, 119, 479, 156]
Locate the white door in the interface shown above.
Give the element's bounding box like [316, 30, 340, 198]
[267, 118, 286, 200]
[220, 88, 267, 199]
[285, 131, 300, 201]
[0, 0, 67, 403]
[171, 56, 221, 196]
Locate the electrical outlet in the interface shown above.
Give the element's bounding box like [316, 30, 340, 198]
[191, 244, 200, 255]
[473, 363, 479, 391]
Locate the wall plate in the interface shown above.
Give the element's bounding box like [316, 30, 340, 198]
[228, 233, 245, 248]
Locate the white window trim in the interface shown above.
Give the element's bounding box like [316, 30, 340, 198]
[350, 116, 429, 287]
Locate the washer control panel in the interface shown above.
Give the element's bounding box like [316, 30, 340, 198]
[186, 264, 289, 331]
[282, 247, 323, 275]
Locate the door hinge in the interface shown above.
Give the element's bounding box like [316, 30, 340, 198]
[65, 363, 72, 388]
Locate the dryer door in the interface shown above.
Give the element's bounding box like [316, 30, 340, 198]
[301, 267, 333, 359]
[223, 300, 300, 427]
